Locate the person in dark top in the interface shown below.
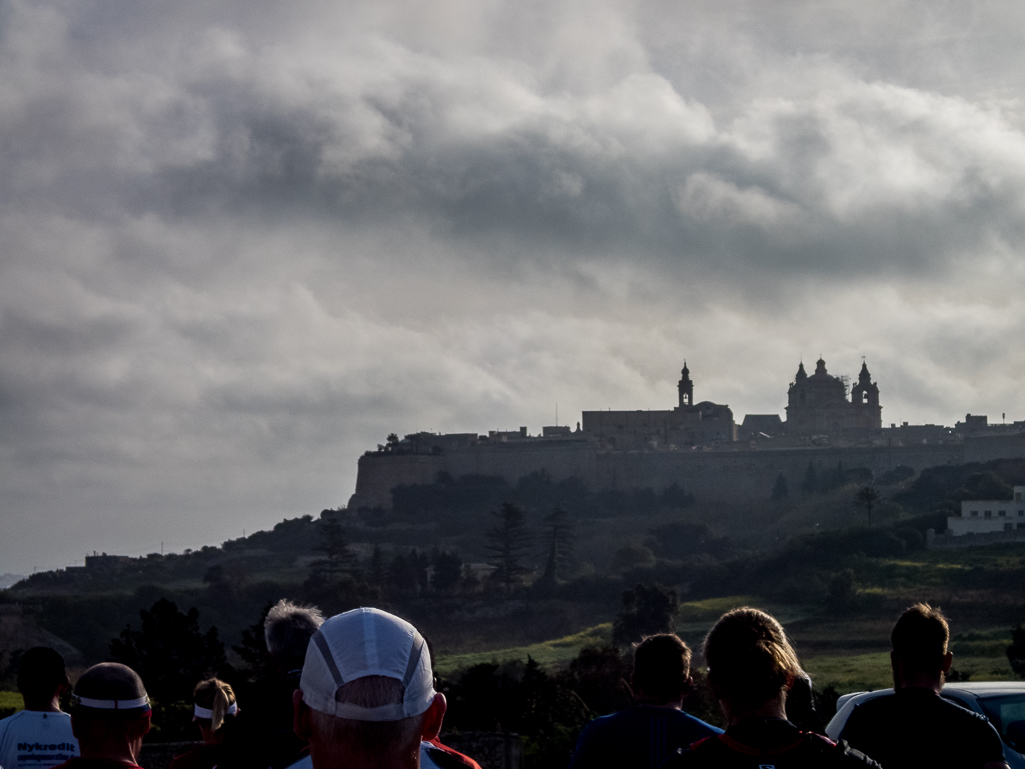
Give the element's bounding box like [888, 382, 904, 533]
[785, 671, 825, 734]
[839, 603, 1008, 769]
[568, 633, 720, 769]
[51, 663, 151, 769]
[661, 607, 879, 769]
[169, 679, 243, 769]
[236, 599, 324, 769]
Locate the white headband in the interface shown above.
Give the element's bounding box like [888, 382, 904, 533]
[75, 695, 149, 710]
[194, 702, 238, 719]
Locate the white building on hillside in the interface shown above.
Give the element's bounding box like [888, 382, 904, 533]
[948, 486, 1025, 536]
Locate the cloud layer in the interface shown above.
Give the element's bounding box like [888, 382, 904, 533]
[3, 0, 1025, 572]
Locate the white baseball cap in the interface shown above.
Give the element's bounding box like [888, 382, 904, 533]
[300, 607, 435, 721]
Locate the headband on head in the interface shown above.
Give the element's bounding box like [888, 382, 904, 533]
[74, 694, 150, 711]
[194, 702, 238, 719]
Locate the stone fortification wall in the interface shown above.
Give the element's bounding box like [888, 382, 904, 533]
[348, 433, 1025, 511]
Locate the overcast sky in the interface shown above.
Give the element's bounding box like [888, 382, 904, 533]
[4, 0, 1025, 574]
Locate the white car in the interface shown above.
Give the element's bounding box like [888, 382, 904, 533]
[825, 683, 1025, 768]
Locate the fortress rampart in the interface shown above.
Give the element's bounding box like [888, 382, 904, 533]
[348, 432, 1025, 511]
[348, 360, 1025, 511]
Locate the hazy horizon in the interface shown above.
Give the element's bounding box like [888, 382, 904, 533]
[4, 0, 1025, 574]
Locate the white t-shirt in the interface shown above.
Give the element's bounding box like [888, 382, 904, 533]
[0, 710, 79, 769]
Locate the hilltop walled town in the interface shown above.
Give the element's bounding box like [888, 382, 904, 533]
[349, 358, 1025, 510]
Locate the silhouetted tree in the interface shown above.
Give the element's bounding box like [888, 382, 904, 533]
[311, 513, 358, 578]
[486, 503, 534, 594]
[539, 507, 574, 585]
[802, 462, 818, 495]
[369, 545, 387, 586]
[110, 598, 227, 702]
[232, 603, 274, 683]
[771, 473, 789, 501]
[1008, 624, 1025, 679]
[431, 550, 463, 593]
[855, 485, 882, 525]
[612, 583, 679, 647]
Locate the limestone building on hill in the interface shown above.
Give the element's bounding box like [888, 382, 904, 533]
[785, 358, 881, 435]
[581, 362, 737, 449]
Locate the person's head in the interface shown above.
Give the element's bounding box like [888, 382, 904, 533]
[70, 663, 151, 761]
[16, 647, 69, 710]
[193, 678, 238, 744]
[703, 607, 801, 719]
[632, 634, 692, 705]
[293, 607, 447, 769]
[265, 599, 324, 674]
[890, 603, 952, 689]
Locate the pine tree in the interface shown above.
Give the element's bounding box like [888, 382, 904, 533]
[771, 473, 789, 501]
[539, 507, 574, 583]
[312, 513, 358, 578]
[486, 503, 534, 594]
[802, 461, 818, 495]
[431, 549, 463, 593]
[369, 545, 387, 586]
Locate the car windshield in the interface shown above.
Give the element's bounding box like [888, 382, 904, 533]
[979, 694, 1025, 753]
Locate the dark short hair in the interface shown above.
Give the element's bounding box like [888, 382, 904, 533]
[703, 607, 801, 710]
[891, 603, 949, 673]
[17, 647, 67, 692]
[632, 634, 691, 702]
[73, 663, 148, 721]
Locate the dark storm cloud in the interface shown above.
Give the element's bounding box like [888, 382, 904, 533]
[4, 0, 1025, 572]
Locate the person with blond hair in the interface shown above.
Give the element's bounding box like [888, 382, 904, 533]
[662, 607, 879, 768]
[839, 603, 1008, 769]
[169, 679, 242, 769]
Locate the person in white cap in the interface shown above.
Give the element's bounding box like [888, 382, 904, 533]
[292, 608, 464, 769]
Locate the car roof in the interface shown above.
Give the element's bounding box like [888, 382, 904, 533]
[943, 682, 1025, 695]
[826, 682, 1025, 741]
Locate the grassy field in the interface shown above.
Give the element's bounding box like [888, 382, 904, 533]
[433, 590, 1024, 700]
[0, 691, 23, 712]
[435, 623, 613, 674]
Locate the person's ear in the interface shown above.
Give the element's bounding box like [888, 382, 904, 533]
[784, 673, 795, 691]
[941, 651, 953, 674]
[128, 715, 151, 740]
[420, 693, 447, 742]
[293, 690, 311, 739]
[683, 674, 693, 693]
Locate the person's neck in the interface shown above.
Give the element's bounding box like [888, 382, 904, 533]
[79, 737, 142, 765]
[315, 744, 419, 769]
[895, 674, 943, 695]
[722, 697, 787, 727]
[634, 698, 683, 710]
[23, 694, 62, 713]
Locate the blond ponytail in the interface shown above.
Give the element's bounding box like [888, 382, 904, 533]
[193, 678, 237, 733]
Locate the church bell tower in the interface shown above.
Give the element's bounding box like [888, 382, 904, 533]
[678, 361, 693, 408]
